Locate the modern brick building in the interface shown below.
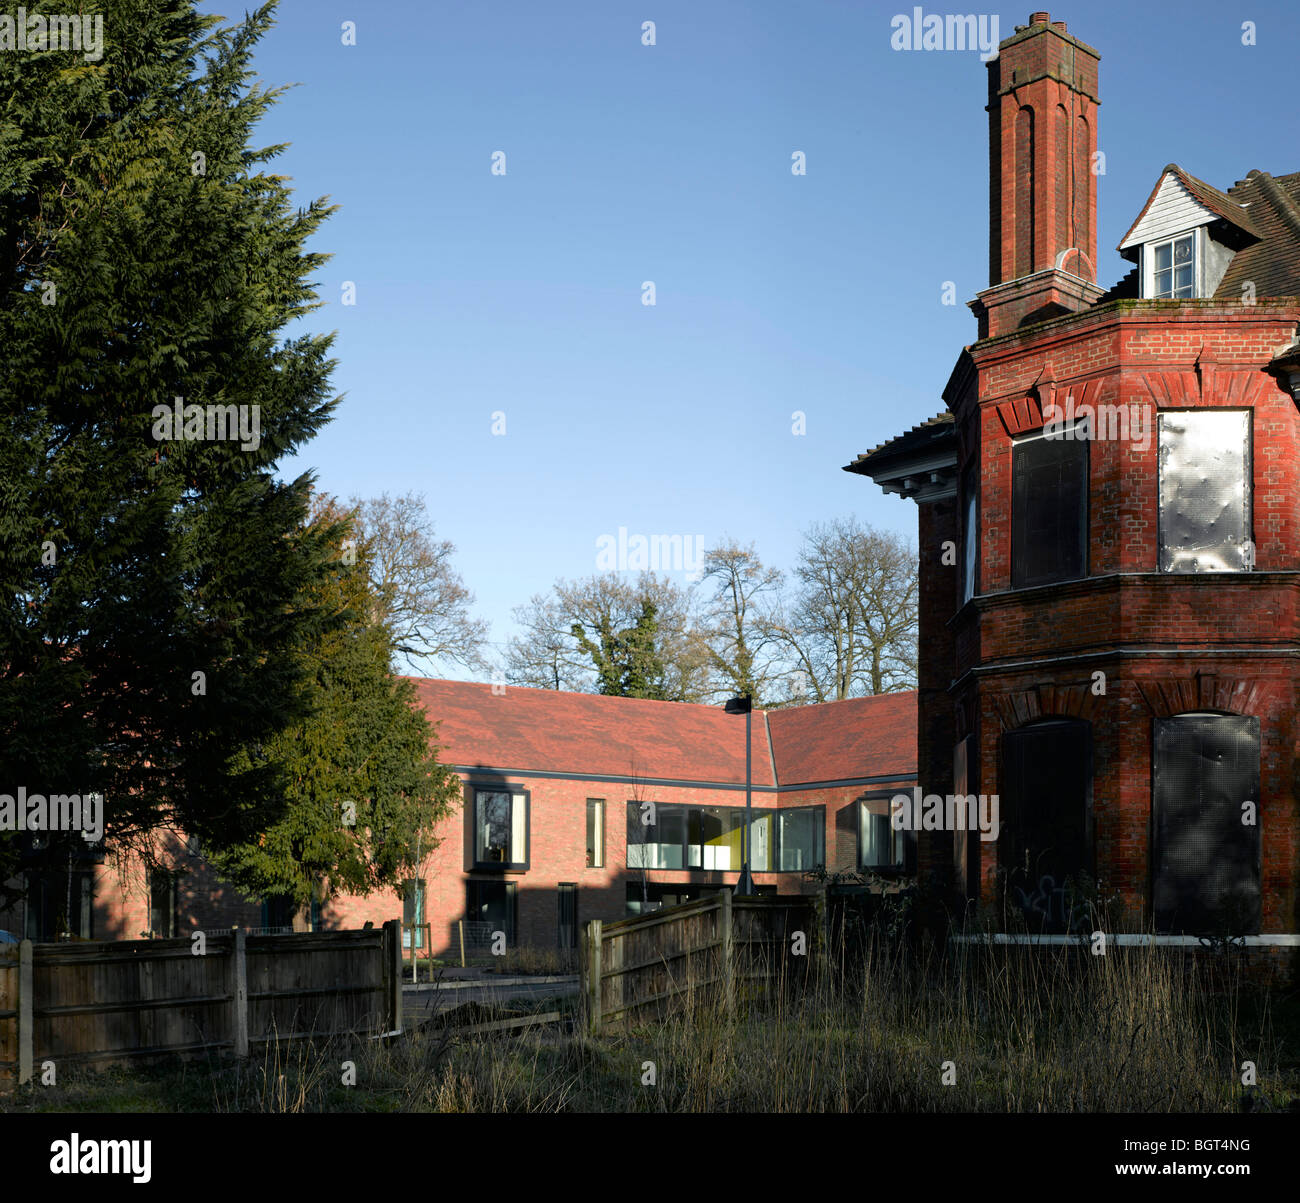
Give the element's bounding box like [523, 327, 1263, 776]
[2, 681, 917, 953]
[848, 12, 1300, 942]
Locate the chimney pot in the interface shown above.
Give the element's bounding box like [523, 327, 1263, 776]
[1030, 11, 1050, 23]
[1053, 20, 1068, 32]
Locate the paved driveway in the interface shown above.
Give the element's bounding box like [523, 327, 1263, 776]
[404, 975, 578, 1022]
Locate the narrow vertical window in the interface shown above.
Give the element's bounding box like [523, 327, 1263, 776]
[149, 870, 176, 938]
[403, 878, 426, 949]
[557, 883, 578, 949]
[962, 460, 978, 603]
[586, 798, 604, 868]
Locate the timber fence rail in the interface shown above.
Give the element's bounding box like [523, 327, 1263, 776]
[582, 891, 825, 1035]
[0, 920, 402, 1089]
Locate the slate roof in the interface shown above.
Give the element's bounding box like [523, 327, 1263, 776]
[407, 678, 916, 788]
[842, 411, 954, 476]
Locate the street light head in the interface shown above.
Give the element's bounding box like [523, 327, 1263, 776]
[724, 696, 752, 714]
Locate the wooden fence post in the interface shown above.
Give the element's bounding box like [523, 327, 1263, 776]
[383, 919, 402, 1033]
[17, 940, 32, 1085]
[719, 890, 734, 1015]
[232, 929, 249, 1058]
[587, 919, 603, 1037]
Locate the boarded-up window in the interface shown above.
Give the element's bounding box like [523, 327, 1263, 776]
[1001, 719, 1092, 932]
[1152, 714, 1260, 934]
[1011, 432, 1087, 587]
[1158, 411, 1251, 572]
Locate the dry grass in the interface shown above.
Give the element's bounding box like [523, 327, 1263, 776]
[5, 930, 1293, 1113]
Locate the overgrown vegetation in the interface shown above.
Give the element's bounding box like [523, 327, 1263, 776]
[5, 930, 1295, 1114]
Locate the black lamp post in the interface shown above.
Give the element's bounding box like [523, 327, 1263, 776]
[725, 693, 754, 896]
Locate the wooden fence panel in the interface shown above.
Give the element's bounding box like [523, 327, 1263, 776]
[29, 937, 234, 1070]
[0, 944, 16, 1087]
[584, 893, 820, 1034]
[0, 926, 399, 1089]
[246, 928, 388, 1046]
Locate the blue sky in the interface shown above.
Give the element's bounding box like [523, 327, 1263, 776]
[207, 0, 1298, 675]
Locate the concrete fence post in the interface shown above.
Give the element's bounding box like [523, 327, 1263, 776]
[17, 939, 32, 1085]
[587, 919, 603, 1037]
[720, 890, 735, 1016]
[232, 928, 249, 1058]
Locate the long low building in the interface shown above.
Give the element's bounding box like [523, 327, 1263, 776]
[1, 681, 917, 954]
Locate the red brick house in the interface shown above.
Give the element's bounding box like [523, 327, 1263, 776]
[847, 12, 1300, 944]
[3, 681, 917, 953]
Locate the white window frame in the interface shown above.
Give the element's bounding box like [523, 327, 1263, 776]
[1144, 228, 1200, 299]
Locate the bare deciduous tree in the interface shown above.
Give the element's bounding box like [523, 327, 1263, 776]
[692, 539, 786, 706]
[505, 572, 709, 701]
[772, 518, 917, 701]
[341, 491, 489, 674]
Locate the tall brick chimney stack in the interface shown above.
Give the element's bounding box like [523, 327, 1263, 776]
[971, 12, 1104, 339]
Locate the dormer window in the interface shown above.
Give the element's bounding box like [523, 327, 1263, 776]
[1151, 233, 1195, 299]
[1118, 166, 1261, 303]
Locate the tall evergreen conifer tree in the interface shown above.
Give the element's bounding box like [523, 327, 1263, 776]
[0, 2, 345, 902]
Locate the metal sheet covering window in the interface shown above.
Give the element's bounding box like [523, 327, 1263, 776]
[1152, 714, 1260, 934]
[1157, 410, 1251, 572]
[1011, 430, 1088, 587]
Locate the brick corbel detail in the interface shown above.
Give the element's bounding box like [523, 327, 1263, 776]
[1135, 672, 1260, 718]
[995, 374, 1106, 437]
[991, 680, 1099, 730]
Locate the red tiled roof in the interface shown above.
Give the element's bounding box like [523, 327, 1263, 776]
[406, 678, 916, 788]
[767, 692, 917, 785]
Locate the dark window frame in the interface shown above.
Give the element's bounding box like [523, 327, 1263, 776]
[149, 868, 177, 939]
[557, 882, 578, 949]
[466, 877, 517, 945]
[857, 792, 910, 874]
[468, 784, 531, 873]
[625, 801, 823, 875]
